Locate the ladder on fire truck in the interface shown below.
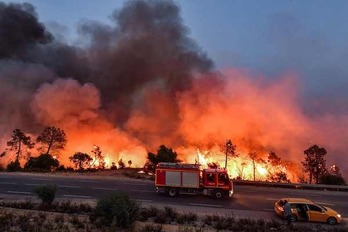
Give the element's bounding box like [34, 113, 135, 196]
[156, 162, 200, 169]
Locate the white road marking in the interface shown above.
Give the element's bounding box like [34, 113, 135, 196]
[79, 180, 97, 183]
[7, 191, 32, 195]
[25, 183, 41, 186]
[0, 182, 17, 185]
[92, 187, 117, 191]
[63, 194, 91, 198]
[266, 198, 279, 201]
[188, 203, 223, 208]
[135, 199, 153, 203]
[122, 183, 146, 186]
[131, 190, 154, 193]
[32, 178, 53, 181]
[289, 193, 320, 197]
[58, 185, 82, 188]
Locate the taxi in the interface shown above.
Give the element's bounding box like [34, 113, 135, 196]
[274, 198, 342, 225]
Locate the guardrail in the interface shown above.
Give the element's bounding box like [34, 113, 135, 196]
[233, 180, 348, 192]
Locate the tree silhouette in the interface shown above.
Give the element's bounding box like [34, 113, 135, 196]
[248, 151, 258, 181]
[207, 162, 220, 169]
[302, 145, 327, 184]
[145, 145, 181, 172]
[248, 151, 266, 181]
[224, 139, 237, 169]
[118, 159, 125, 169]
[69, 152, 92, 170]
[267, 151, 281, 166]
[37, 127, 67, 155]
[7, 129, 34, 162]
[91, 145, 105, 169]
[266, 151, 289, 183]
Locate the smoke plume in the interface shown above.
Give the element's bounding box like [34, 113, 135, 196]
[0, 0, 347, 180]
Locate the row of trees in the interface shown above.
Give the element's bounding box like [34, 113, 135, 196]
[144, 142, 345, 185]
[1, 127, 346, 185]
[1, 128, 131, 172]
[2, 127, 67, 163]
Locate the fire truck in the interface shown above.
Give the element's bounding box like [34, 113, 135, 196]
[155, 162, 233, 199]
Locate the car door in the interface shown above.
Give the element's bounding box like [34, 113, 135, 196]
[307, 204, 327, 222]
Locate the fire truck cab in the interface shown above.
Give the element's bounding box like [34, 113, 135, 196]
[155, 162, 233, 199]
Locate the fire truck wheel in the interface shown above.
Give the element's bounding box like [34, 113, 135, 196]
[168, 188, 177, 197]
[214, 190, 223, 199]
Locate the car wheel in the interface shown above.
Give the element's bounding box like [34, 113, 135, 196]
[290, 214, 298, 222]
[327, 217, 337, 225]
[214, 190, 223, 199]
[168, 188, 177, 197]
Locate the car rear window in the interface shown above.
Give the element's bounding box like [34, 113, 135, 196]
[308, 204, 323, 212]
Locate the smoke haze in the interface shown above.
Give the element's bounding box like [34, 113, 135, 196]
[0, 0, 347, 180]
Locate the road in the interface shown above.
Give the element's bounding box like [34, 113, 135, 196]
[0, 172, 347, 223]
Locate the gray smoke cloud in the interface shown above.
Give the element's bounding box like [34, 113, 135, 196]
[78, 0, 213, 122]
[0, 0, 213, 122]
[0, 0, 214, 162]
[1, 0, 347, 179]
[0, 2, 52, 59]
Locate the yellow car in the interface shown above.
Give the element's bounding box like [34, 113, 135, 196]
[274, 198, 342, 225]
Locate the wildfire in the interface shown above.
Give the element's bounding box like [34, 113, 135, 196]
[183, 147, 295, 182]
[257, 166, 267, 176]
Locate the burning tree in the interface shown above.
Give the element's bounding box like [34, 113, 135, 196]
[236, 161, 247, 180]
[36, 127, 67, 155]
[248, 151, 265, 181]
[91, 145, 105, 169]
[6, 129, 34, 162]
[302, 145, 327, 184]
[266, 151, 289, 183]
[224, 139, 237, 169]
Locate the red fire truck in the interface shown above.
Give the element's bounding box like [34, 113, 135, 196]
[155, 162, 234, 199]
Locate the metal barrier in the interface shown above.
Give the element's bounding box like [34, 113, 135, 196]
[233, 180, 348, 192]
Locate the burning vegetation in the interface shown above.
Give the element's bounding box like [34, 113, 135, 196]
[0, 0, 347, 183]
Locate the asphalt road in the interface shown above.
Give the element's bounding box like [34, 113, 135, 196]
[0, 172, 347, 223]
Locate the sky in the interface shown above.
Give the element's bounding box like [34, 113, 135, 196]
[1, 0, 348, 179]
[4, 0, 348, 112]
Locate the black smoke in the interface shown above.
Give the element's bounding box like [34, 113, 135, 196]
[0, 0, 213, 124]
[0, 2, 52, 59]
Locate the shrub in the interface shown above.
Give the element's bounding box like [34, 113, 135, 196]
[319, 174, 346, 185]
[34, 184, 57, 204]
[178, 226, 205, 232]
[176, 212, 198, 225]
[140, 224, 163, 232]
[164, 206, 177, 220]
[55, 165, 66, 172]
[24, 153, 59, 172]
[6, 160, 21, 172]
[0, 164, 5, 172]
[154, 212, 167, 224]
[91, 191, 139, 229]
[144, 206, 160, 218]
